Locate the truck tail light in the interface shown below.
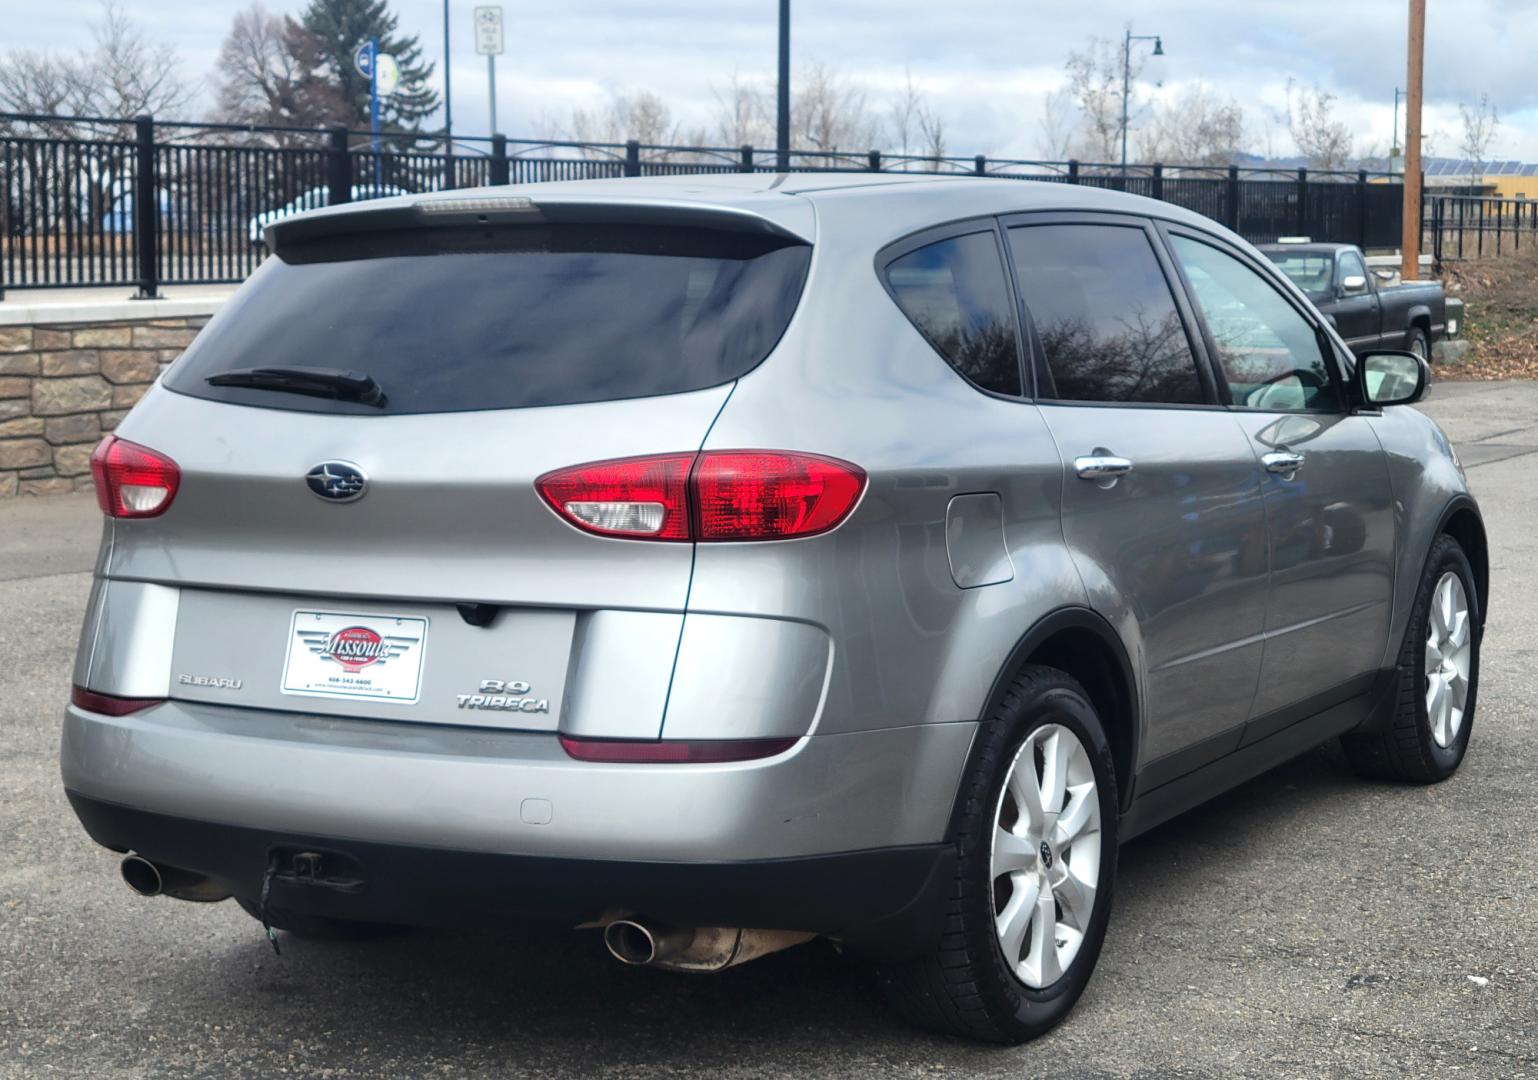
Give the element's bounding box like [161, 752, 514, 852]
[537, 451, 864, 542]
[89, 435, 180, 519]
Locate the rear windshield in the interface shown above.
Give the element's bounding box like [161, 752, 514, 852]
[166, 224, 811, 415]
[1262, 251, 1334, 296]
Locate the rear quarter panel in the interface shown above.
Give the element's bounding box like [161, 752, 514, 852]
[676, 199, 1085, 740]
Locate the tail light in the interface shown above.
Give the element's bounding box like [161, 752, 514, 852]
[71, 685, 165, 716]
[559, 734, 798, 763]
[90, 435, 180, 518]
[534, 453, 693, 539]
[537, 451, 865, 542]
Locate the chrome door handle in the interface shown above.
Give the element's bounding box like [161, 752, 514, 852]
[1263, 451, 1305, 476]
[1074, 454, 1134, 481]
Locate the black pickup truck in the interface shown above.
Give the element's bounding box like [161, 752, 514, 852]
[1257, 242, 1450, 360]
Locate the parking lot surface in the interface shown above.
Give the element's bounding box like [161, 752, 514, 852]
[3, 381, 1536, 1078]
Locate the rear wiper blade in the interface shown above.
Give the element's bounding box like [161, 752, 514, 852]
[206, 366, 387, 406]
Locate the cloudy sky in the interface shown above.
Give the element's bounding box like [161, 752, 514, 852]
[11, 0, 1538, 162]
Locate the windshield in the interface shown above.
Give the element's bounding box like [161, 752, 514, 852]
[1263, 251, 1334, 296]
[166, 222, 812, 415]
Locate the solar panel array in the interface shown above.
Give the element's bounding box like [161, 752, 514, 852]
[1423, 157, 1538, 177]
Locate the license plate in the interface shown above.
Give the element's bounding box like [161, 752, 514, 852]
[281, 610, 429, 704]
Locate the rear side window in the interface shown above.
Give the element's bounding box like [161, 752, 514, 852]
[1008, 223, 1205, 406]
[166, 224, 812, 415]
[883, 231, 1023, 397]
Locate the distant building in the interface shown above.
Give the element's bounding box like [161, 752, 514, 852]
[1420, 157, 1538, 199]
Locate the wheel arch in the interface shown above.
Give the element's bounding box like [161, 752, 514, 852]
[948, 607, 1141, 838]
[1437, 496, 1488, 626]
[1407, 307, 1433, 342]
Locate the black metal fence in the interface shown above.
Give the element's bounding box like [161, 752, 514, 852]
[1426, 194, 1538, 261]
[2, 111, 1410, 298]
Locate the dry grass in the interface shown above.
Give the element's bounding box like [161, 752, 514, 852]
[1436, 249, 1538, 381]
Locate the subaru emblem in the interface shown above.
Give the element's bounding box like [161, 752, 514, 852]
[306, 461, 367, 503]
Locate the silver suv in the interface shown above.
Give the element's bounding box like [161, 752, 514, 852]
[63, 175, 1486, 1043]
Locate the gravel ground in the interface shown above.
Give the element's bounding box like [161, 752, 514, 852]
[2, 382, 1536, 1078]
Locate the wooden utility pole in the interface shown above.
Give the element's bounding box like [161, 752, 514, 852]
[1401, 0, 1426, 280]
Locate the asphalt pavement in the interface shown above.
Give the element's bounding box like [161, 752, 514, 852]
[2, 382, 1536, 1078]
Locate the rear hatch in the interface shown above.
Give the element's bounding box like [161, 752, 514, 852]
[107, 200, 811, 735]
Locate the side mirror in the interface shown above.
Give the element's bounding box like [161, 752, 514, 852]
[1358, 350, 1427, 407]
[1340, 274, 1368, 293]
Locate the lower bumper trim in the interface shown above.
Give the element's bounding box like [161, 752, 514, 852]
[67, 792, 953, 958]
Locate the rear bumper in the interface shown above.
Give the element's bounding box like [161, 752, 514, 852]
[67, 792, 953, 954]
[61, 700, 973, 949]
[62, 701, 973, 860]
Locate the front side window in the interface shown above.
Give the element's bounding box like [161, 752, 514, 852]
[1339, 251, 1370, 292]
[1008, 223, 1205, 405]
[884, 231, 1023, 397]
[1170, 235, 1339, 412]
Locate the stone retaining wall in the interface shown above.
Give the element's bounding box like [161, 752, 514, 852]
[0, 317, 205, 497]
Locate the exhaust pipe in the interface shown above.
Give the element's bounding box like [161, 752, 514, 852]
[119, 854, 231, 903]
[120, 854, 163, 896]
[604, 919, 695, 965]
[603, 918, 814, 972]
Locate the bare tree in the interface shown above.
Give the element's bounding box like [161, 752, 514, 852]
[1064, 35, 1140, 162]
[793, 61, 880, 160]
[568, 90, 672, 146]
[214, 4, 350, 139]
[1138, 85, 1246, 166]
[888, 69, 925, 156]
[1036, 86, 1077, 161]
[713, 71, 771, 148]
[0, 1, 192, 136]
[88, 2, 195, 121]
[1287, 80, 1353, 170]
[916, 102, 946, 168]
[1458, 93, 1500, 187]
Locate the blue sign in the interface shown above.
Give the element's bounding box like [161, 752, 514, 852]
[353, 40, 376, 79]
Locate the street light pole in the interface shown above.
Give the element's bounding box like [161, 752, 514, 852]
[443, 0, 453, 144]
[777, 0, 790, 171]
[1120, 28, 1163, 175]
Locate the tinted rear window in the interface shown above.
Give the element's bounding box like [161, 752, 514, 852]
[166, 224, 811, 415]
[883, 231, 1023, 397]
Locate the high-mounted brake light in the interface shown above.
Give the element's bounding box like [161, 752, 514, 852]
[89, 435, 180, 519]
[536, 451, 865, 542]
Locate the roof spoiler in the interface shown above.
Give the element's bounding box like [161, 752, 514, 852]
[266, 193, 810, 253]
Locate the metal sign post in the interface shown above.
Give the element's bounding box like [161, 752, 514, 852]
[353, 38, 381, 167]
[474, 7, 504, 134]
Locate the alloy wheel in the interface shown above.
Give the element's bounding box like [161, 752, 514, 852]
[990, 723, 1102, 989]
[1425, 570, 1472, 748]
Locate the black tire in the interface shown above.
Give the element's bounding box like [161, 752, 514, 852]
[1406, 325, 1430, 362]
[235, 897, 405, 941]
[876, 665, 1119, 1044]
[1342, 533, 1479, 783]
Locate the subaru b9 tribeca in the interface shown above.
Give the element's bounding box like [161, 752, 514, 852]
[63, 174, 1486, 1043]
